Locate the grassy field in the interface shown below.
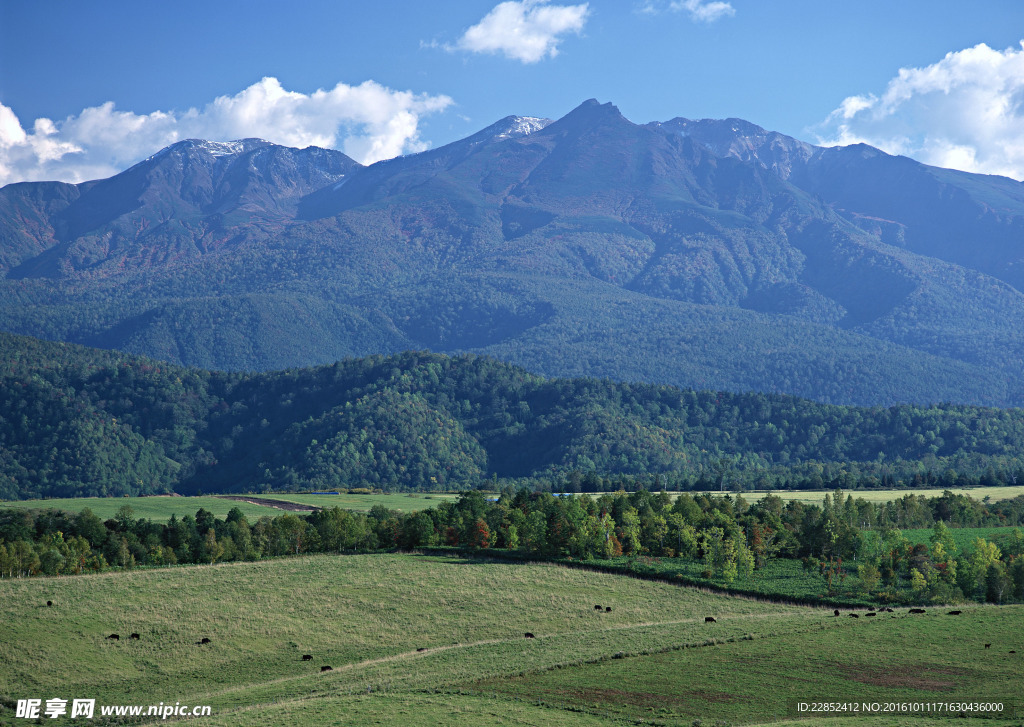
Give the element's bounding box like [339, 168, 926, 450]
[0, 495, 285, 521]
[247, 492, 460, 512]
[0, 492, 458, 521]
[2, 552, 1021, 726]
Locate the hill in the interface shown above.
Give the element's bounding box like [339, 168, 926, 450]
[3, 331, 1024, 500]
[2, 102, 1024, 406]
[1, 552, 1021, 726]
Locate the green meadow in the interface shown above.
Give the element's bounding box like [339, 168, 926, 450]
[252, 492, 460, 512]
[0, 495, 282, 521]
[2, 552, 1021, 726]
[0, 492, 458, 521]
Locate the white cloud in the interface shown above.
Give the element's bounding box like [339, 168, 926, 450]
[817, 42, 1024, 180]
[638, 0, 735, 22]
[0, 77, 453, 186]
[451, 0, 589, 64]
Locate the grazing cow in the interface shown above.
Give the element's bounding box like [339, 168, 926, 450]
[909, 608, 926, 614]
[1010, 650, 1017, 654]
[416, 648, 426, 652]
[321, 666, 332, 672]
[524, 632, 535, 639]
[302, 655, 312, 661]
[867, 607, 876, 611]
[705, 617, 717, 623]
[594, 605, 602, 610]
[850, 613, 859, 618]
[197, 637, 211, 645]
[46, 601, 52, 607]
[605, 607, 612, 612]
[106, 634, 119, 640]
[834, 610, 840, 617]
[130, 633, 140, 640]
[985, 644, 991, 649]
[947, 610, 962, 615]
[865, 612, 876, 617]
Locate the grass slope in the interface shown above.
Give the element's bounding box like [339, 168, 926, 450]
[1, 553, 1020, 726]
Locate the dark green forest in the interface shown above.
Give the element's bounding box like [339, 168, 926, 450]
[3, 331, 1024, 501]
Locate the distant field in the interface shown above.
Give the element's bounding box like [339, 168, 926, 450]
[2, 552, 1022, 726]
[251, 492, 459, 512]
[4, 486, 1021, 525]
[687, 486, 1024, 505]
[0, 495, 282, 521]
[0, 492, 458, 521]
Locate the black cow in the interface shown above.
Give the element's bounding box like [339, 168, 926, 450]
[130, 633, 140, 640]
[947, 610, 962, 615]
[321, 666, 332, 672]
[865, 612, 876, 617]
[594, 605, 602, 610]
[416, 648, 426, 652]
[302, 654, 313, 661]
[985, 643, 991, 649]
[197, 637, 211, 645]
[605, 607, 612, 612]
[46, 600, 52, 607]
[524, 632, 535, 639]
[705, 617, 717, 623]
[106, 633, 119, 640]
[834, 609, 840, 617]
[850, 613, 859, 618]
[909, 608, 926, 614]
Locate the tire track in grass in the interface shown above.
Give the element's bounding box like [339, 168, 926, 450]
[139, 609, 827, 723]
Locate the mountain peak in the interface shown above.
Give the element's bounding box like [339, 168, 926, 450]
[468, 115, 552, 145]
[147, 138, 273, 164]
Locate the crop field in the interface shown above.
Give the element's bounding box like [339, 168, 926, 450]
[2, 553, 1021, 726]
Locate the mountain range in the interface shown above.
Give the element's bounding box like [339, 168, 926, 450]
[2, 99, 1024, 407]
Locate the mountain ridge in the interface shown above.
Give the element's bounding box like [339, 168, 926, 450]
[2, 100, 1023, 407]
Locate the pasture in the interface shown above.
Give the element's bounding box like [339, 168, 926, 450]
[0, 495, 282, 521]
[243, 491, 459, 512]
[2, 552, 1021, 726]
[0, 492, 457, 521]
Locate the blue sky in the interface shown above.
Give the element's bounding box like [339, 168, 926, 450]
[2, 0, 1024, 184]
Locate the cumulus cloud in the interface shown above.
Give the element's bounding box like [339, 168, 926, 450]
[451, 0, 589, 64]
[639, 0, 735, 22]
[0, 77, 453, 185]
[817, 42, 1024, 180]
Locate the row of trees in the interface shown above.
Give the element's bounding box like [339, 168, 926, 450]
[3, 488, 1023, 604]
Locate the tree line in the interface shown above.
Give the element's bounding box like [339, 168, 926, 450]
[3, 488, 1023, 605]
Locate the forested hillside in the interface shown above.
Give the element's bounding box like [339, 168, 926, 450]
[3, 331, 1024, 500]
[4, 102, 1024, 406]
